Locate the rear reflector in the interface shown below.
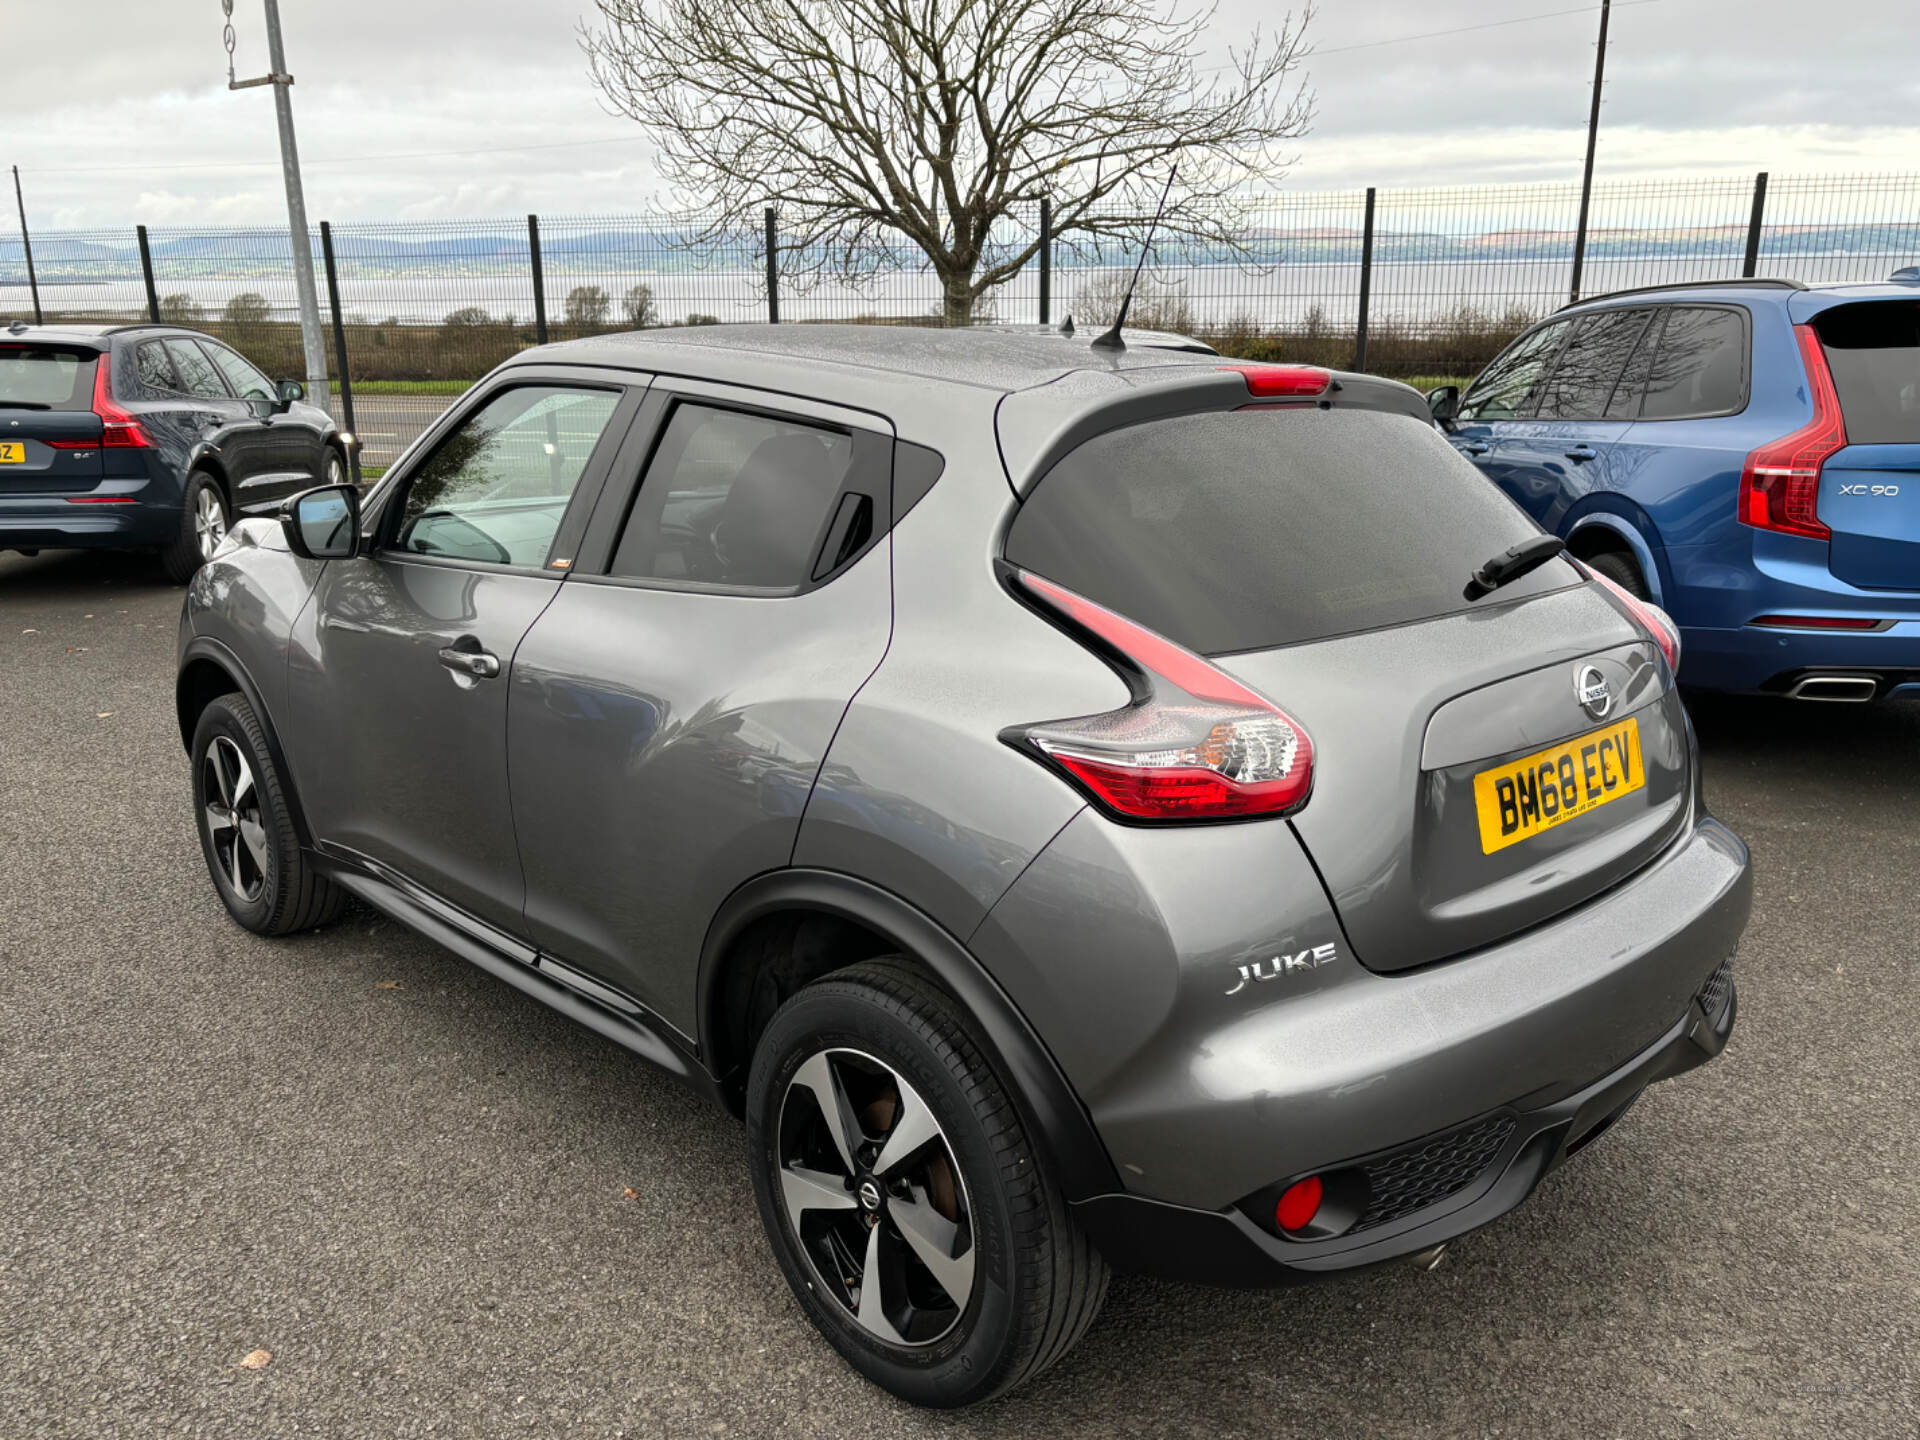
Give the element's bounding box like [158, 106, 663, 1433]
[45, 439, 100, 451]
[1005, 569, 1314, 822]
[1738, 325, 1843, 540]
[1276, 1176, 1324, 1232]
[64, 495, 138, 504]
[1217, 363, 1332, 398]
[1750, 614, 1884, 630]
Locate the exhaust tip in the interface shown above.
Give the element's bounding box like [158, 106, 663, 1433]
[1786, 675, 1880, 702]
[1410, 1243, 1449, 1272]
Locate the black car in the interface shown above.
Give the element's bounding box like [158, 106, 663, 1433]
[1, 322, 346, 582]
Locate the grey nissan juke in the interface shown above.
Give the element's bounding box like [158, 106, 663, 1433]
[175, 324, 1751, 1407]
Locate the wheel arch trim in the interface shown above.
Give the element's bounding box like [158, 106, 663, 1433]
[1565, 509, 1668, 609]
[175, 634, 313, 848]
[699, 868, 1123, 1202]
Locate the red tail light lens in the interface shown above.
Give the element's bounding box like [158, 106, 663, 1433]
[1575, 560, 1682, 672]
[1004, 570, 1314, 822]
[92, 355, 151, 449]
[1217, 363, 1332, 398]
[1738, 324, 1842, 540]
[1275, 1176, 1324, 1233]
[1750, 614, 1884, 630]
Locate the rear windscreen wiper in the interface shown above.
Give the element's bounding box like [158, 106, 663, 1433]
[0, 402, 52, 410]
[1464, 535, 1565, 601]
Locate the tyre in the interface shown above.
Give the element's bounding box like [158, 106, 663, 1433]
[745, 958, 1108, 1407]
[161, 471, 230, 584]
[322, 444, 348, 489]
[1585, 547, 1652, 601]
[190, 691, 344, 936]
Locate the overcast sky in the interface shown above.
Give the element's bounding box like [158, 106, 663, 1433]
[8, 0, 1917, 229]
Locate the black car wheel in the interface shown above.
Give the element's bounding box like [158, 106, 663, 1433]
[323, 445, 348, 489]
[1585, 547, 1653, 601]
[190, 692, 344, 936]
[161, 471, 230, 584]
[746, 958, 1108, 1407]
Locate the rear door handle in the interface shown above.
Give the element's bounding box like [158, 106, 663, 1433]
[1565, 444, 1599, 462]
[438, 646, 500, 679]
[1461, 441, 1492, 457]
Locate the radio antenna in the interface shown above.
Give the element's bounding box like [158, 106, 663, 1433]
[1089, 167, 1177, 352]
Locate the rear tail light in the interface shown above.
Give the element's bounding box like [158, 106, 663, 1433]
[1574, 560, 1682, 672]
[1217, 363, 1332, 398]
[1738, 324, 1843, 540]
[1002, 570, 1313, 822]
[91, 355, 151, 449]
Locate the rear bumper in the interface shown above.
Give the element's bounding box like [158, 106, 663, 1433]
[1074, 961, 1738, 1285]
[0, 490, 180, 550]
[1680, 620, 1920, 695]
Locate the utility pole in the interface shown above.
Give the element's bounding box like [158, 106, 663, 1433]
[12, 166, 42, 325]
[224, 0, 328, 404]
[1568, 0, 1611, 305]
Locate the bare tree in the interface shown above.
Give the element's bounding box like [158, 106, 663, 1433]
[584, 0, 1313, 324]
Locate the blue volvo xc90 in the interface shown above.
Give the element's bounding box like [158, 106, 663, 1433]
[1431, 273, 1920, 699]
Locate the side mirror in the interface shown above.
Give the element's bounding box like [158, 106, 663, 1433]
[274, 379, 305, 413]
[1427, 384, 1461, 432]
[281, 483, 360, 560]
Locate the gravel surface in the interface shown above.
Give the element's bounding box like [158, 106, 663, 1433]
[2, 547, 1915, 1439]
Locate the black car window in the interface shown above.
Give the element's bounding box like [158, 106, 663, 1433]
[163, 339, 230, 400]
[1459, 320, 1570, 421]
[133, 341, 179, 393]
[1811, 300, 1920, 445]
[1636, 306, 1748, 420]
[392, 384, 620, 568]
[0, 346, 96, 410]
[202, 341, 275, 403]
[1532, 308, 1652, 420]
[1604, 309, 1667, 418]
[1005, 407, 1573, 656]
[610, 402, 858, 590]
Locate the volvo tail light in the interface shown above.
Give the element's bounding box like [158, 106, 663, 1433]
[1002, 570, 1314, 822]
[92, 355, 151, 449]
[1738, 325, 1843, 540]
[1574, 560, 1682, 672]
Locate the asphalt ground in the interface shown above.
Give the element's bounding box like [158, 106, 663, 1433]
[2, 545, 1916, 1439]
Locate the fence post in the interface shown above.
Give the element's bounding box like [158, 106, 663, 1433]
[765, 208, 780, 323]
[1038, 197, 1052, 326]
[12, 166, 42, 325]
[1742, 172, 1769, 279]
[528, 214, 548, 344]
[1353, 187, 1377, 373]
[318, 221, 361, 486]
[136, 224, 161, 323]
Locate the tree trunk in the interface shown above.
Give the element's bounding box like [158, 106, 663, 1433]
[939, 271, 976, 327]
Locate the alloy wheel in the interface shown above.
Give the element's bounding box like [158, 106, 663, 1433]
[326, 451, 345, 487]
[777, 1047, 976, 1347]
[195, 484, 229, 560]
[202, 735, 268, 901]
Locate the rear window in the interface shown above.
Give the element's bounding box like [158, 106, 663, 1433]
[0, 346, 97, 411]
[1812, 300, 1920, 445]
[1004, 408, 1572, 656]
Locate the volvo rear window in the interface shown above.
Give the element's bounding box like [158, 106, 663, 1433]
[1812, 300, 1920, 445]
[1004, 408, 1573, 656]
[0, 346, 97, 411]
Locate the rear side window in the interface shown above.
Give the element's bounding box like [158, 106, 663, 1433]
[164, 339, 230, 400]
[0, 346, 96, 410]
[1634, 306, 1747, 420]
[134, 341, 178, 393]
[1533, 308, 1651, 420]
[611, 403, 858, 590]
[1459, 321, 1570, 421]
[1004, 408, 1572, 656]
[1812, 300, 1920, 444]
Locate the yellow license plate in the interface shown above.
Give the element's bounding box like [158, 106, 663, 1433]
[0, 442, 23, 464]
[1472, 716, 1644, 854]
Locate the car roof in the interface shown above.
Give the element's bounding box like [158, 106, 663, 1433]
[519, 323, 1225, 395]
[0, 322, 193, 346]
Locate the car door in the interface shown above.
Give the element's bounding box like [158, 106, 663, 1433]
[1450, 319, 1572, 496]
[1489, 306, 1652, 530]
[161, 336, 261, 482]
[284, 369, 642, 935]
[201, 337, 323, 505]
[505, 380, 897, 1032]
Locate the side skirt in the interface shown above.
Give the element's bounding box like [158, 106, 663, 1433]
[315, 847, 724, 1106]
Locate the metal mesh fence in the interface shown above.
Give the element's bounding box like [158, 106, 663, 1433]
[5, 171, 1916, 466]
